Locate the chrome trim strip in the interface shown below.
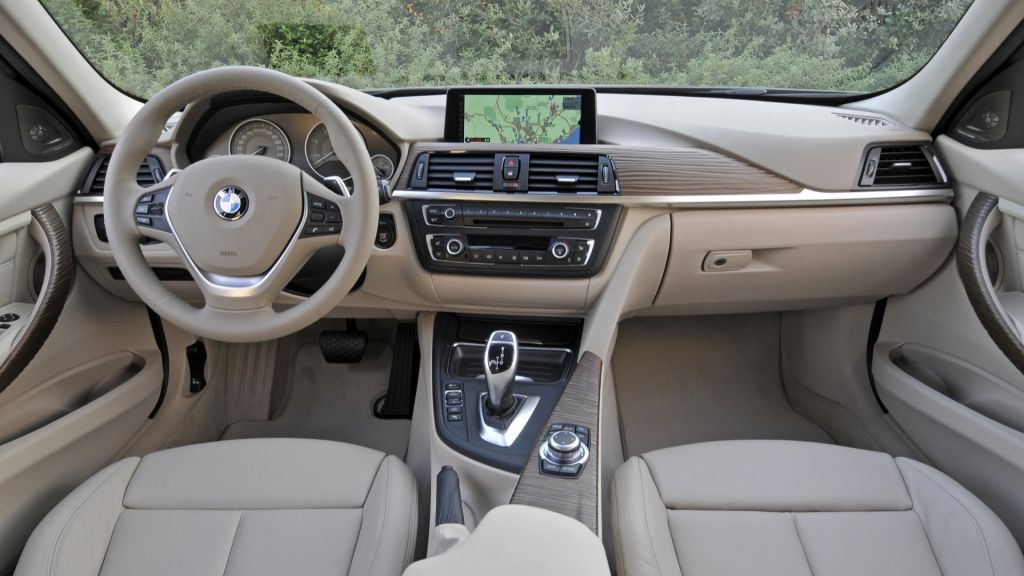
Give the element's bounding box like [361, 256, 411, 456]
[392, 187, 953, 208]
[76, 187, 954, 207]
[478, 392, 540, 448]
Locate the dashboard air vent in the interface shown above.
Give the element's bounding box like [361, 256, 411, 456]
[527, 154, 604, 194]
[859, 144, 944, 188]
[423, 153, 495, 191]
[833, 112, 893, 128]
[79, 154, 166, 196]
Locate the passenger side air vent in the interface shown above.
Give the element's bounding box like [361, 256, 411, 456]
[422, 153, 496, 191]
[859, 144, 946, 188]
[78, 153, 166, 196]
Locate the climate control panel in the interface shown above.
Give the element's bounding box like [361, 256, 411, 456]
[405, 200, 619, 277]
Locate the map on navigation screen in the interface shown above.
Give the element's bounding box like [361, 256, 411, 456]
[462, 94, 583, 144]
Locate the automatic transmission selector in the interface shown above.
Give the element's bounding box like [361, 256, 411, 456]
[484, 330, 518, 413]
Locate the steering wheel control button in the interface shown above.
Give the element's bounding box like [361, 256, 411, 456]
[302, 193, 343, 237]
[133, 189, 172, 233]
[213, 186, 248, 221]
[539, 422, 591, 478]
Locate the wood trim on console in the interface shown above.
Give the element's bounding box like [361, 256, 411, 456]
[510, 351, 602, 533]
[399, 142, 802, 196]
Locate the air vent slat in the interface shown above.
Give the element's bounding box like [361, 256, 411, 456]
[423, 153, 496, 191]
[860, 144, 943, 188]
[79, 154, 165, 196]
[527, 154, 602, 194]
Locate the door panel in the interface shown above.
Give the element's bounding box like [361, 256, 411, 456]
[874, 136, 1024, 544]
[0, 151, 165, 572]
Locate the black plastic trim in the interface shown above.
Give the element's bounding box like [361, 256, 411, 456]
[866, 298, 889, 414]
[145, 307, 170, 418]
[405, 200, 620, 278]
[432, 313, 582, 473]
[937, 17, 1024, 139]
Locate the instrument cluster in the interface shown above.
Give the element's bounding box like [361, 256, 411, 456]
[195, 107, 400, 188]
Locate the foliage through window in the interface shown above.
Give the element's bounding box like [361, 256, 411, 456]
[41, 0, 973, 99]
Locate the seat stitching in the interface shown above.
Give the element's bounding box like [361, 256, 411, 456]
[366, 456, 391, 576]
[637, 457, 665, 576]
[900, 460, 999, 576]
[790, 513, 816, 576]
[402, 475, 417, 569]
[219, 510, 245, 576]
[44, 460, 134, 576]
[612, 478, 626, 576]
[896, 464, 947, 576]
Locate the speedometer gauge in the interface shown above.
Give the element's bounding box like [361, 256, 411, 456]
[229, 119, 291, 161]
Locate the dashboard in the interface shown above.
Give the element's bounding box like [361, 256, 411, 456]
[71, 83, 960, 318]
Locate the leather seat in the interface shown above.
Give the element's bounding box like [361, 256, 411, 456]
[13, 438, 417, 576]
[612, 440, 1024, 576]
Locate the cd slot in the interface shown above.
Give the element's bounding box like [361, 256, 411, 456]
[469, 217, 566, 229]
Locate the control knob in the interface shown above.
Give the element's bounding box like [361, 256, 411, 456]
[445, 237, 466, 257]
[550, 240, 570, 260]
[540, 429, 588, 466]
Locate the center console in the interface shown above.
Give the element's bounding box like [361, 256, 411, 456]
[432, 314, 582, 472]
[406, 200, 620, 277]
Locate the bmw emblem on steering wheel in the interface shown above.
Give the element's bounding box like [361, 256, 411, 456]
[213, 186, 248, 221]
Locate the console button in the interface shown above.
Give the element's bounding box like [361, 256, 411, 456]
[502, 156, 520, 180]
[494, 250, 514, 264]
[541, 461, 562, 475]
[469, 248, 493, 263]
[521, 251, 546, 265]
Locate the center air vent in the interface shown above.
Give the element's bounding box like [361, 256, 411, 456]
[859, 144, 945, 188]
[78, 154, 166, 196]
[424, 153, 495, 191]
[406, 151, 618, 194]
[527, 154, 603, 194]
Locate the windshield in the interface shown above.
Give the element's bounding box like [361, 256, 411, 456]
[41, 0, 973, 99]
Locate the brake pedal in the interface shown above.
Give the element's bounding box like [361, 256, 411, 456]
[319, 320, 367, 364]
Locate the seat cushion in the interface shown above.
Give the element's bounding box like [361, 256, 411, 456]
[612, 440, 1024, 576]
[13, 438, 418, 576]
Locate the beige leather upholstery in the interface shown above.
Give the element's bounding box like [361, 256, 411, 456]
[612, 440, 1024, 576]
[405, 505, 611, 576]
[13, 438, 418, 576]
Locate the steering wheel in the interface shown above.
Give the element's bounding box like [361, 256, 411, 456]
[104, 67, 378, 342]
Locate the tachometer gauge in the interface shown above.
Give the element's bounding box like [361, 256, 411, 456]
[304, 122, 351, 181]
[371, 154, 395, 180]
[229, 119, 291, 161]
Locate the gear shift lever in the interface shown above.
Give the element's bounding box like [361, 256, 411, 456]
[484, 330, 518, 414]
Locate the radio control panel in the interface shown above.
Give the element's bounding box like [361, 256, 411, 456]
[405, 201, 619, 277]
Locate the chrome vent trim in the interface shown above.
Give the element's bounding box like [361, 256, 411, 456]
[859, 144, 945, 188]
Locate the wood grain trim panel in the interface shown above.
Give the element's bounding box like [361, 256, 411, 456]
[510, 351, 602, 533]
[399, 143, 801, 196]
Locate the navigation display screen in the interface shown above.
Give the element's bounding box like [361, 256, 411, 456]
[445, 89, 596, 144]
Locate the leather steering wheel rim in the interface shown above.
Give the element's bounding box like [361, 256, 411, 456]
[104, 66, 378, 343]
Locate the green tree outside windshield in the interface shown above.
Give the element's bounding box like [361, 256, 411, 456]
[41, 0, 972, 99]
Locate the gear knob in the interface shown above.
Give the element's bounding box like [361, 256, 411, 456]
[484, 330, 518, 413]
